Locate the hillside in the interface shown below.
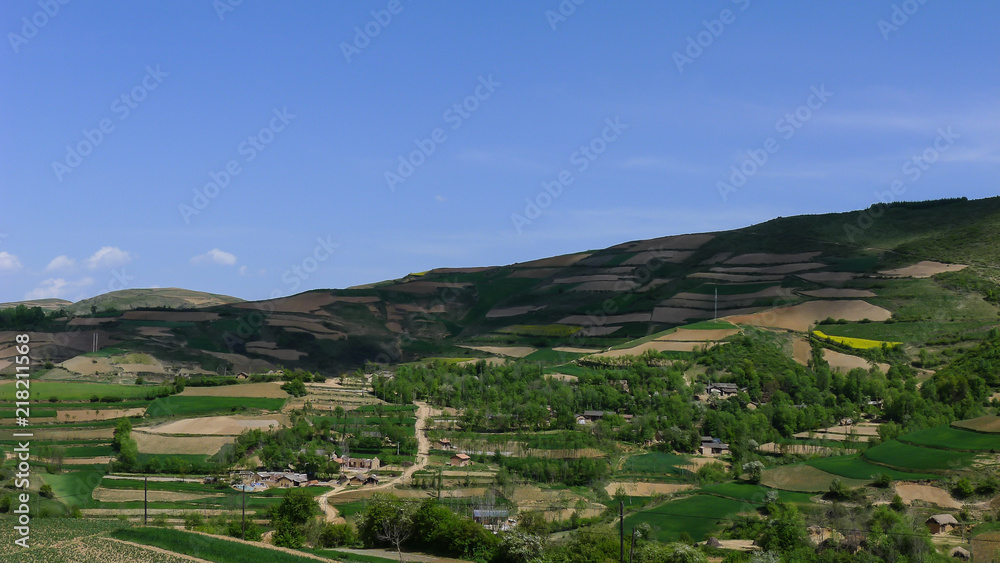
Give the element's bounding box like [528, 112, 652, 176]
[2, 197, 999, 376]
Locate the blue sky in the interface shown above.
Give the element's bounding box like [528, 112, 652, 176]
[1, 1, 998, 302]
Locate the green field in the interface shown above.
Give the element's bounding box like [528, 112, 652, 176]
[623, 452, 692, 476]
[863, 440, 977, 472]
[109, 527, 321, 563]
[816, 320, 995, 343]
[146, 396, 285, 417]
[699, 483, 813, 504]
[0, 382, 158, 402]
[899, 425, 1000, 452]
[623, 494, 752, 541]
[806, 454, 938, 480]
[41, 468, 105, 507]
[523, 348, 587, 363]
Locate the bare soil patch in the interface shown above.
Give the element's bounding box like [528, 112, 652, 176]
[246, 345, 306, 361]
[133, 432, 233, 455]
[486, 305, 547, 318]
[657, 328, 740, 341]
[508, 268, 562, 278]
[714, 262, 824, 274]
[202, 351, 276, 373]
[622, 250, 694, 265]
[180, 382, 289, 398]
[458, 345, 535, 358]
[894, 483, 963, 509]
[67, 317, 118, 326]
[798, 272, 857, 283]
[604, 482, 693, 496]
[570, 280, 639, 292]
[552, 346, 601, 354]
[146, 415, 284, 435]
[953, 415, 1000, 433]
[57, 407, 146, 422]
[265, 317, 339, 333]
[879, 261, 967, 278]
[63, 456, 114, 465]
[35, 427, 114, 440]
[791, 337, 812, 365]
[689, 272, 785, 283]
[800, 288, 876, 298]
[725, 300, 891, 332]
[93, 487, 224, 503]
[594, 340, 717, 358]
[724, 252, 822, 265]
[559, 313, 651, 325]
[122, 311, 219, 322]
[824, 349, 889, 373]
[515, 253, 590, 268]
[61, 355, 116, 375]
[546, 373, 579, 382]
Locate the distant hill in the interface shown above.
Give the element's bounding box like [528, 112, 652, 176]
[67, 288, 244, 314]
[1, 196, 998, 374]
[0, 298, 73, 311]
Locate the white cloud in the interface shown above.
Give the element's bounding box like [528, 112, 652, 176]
[86, 246, 132, 270]
[24, 277, 94, 300]
[192, 248, 237, 266]
[0, 252, 22, 273]
[239, 265, 266, 276]
[45, 255, 76, 272]
[435, 195, 447, 203]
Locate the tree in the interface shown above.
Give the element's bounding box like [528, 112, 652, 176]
[272, 516, 304, 548]
[272, 487, 319, 525]
[498, 531, 544, 563]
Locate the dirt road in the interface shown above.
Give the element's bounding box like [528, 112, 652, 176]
[316, 401, 433, 522]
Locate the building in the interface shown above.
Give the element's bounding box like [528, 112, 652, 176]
[926, 514, 958, 534]
[707, 382, 739, 397]
[342, 456, 380, 471]
[473, 509, 510, 531]
[450, 453, 472, 467]
[438, 438, 454, 450]
[700, 436, 729, 456]
[582, 410, 606, 421]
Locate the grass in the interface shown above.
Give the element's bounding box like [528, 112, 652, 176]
[863, 440, 977, 472]
[331, 500, 368, 517]
[681, 320, 738, 330]
[109, 527, 321, 563]
[623, 452, 692, 476]
[898, 425, 1000, 452]
[623, 494, 752, 542]
[146, 396, 286, 417]
[523, 348, 587, 363]
[806, 454, 938, 480]
[0, 382, 158, 402]
[60, 445, 115, 457]
[41, 468, 105, 508]
[812, 330, 900, 349]
[699, 482, 813, 504]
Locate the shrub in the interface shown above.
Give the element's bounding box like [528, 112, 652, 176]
[319, 523, 358, 548]
[871, 473, 892, 488]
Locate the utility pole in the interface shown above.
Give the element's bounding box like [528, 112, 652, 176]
[143, 476, 148, 525]
[242, 483, 246, 540]
[629, 529, 637, 563]
[619, 500, 624, 563]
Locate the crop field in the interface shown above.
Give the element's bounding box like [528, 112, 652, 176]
[816, 320, 995, 343]
[178, 382, 289, 398]
[498, 324, 582, 337]
[145, 396, 286, 417]
[863, 440, 977, 472]
[953, 415, 1000, 433]
[760, 463, 868, 492]
[0, 382, 157, 402]
[623, 494, 753, 542]
[523, 348, 587, 363]
[699, 483, 813, 504]
[0, 517, 194, 563]
[806, 455, 938, 480]
[812, 330, 899, 349]
[623, 452, 693, 476]
[109, 527, 321, 563]
[898, 425, 1000, 451]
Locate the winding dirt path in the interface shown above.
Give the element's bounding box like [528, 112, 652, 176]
[316, 401, 433, 521]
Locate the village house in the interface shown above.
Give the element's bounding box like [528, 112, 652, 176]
[700, 436, 730, 456]
[348, 473, 380, 486]
[438, 438, 454, 450]
[253, 471, 309, 488]
[926, 514, 958, 535]
[706, 382, 740, 398]
[473, 509, 511, 532]
[450, 453, 472, 467]
[341, 456, 380, 471]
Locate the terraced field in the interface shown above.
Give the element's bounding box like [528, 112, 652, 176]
[863, 440, 977, 472]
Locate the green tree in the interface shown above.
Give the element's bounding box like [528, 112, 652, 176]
[272, 487, 319, 525]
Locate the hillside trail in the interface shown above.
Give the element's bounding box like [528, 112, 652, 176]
[317, 401, 432, 520]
